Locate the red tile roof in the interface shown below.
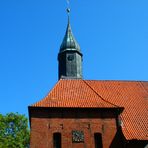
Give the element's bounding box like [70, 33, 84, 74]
[85, 80, 148, 141]
[31, 79, 148, 141]
[32, 80, 118, 108]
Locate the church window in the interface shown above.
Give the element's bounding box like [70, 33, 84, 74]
[53, 133, 61, 148]
[94, 133, 103, 148]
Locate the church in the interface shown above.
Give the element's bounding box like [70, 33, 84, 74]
[28, 8, 148, 148]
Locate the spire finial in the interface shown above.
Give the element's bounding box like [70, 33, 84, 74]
[66, 0, 70, 16]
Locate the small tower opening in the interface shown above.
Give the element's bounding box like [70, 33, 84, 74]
[53, 133, 61, 148]
[94, 133, 103, 148]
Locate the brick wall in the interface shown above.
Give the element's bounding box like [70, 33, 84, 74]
[29, 108, 123, 148]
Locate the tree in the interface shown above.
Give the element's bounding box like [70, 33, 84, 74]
[0, 113, 30, 148]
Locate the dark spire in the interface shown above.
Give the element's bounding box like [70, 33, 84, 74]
[59, 10, 81, 54]
[58, 6, 83, 80]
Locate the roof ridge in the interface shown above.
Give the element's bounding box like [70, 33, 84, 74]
[83, 80, 120, 108]
[139, 82, 148, 94]
[84, 80, 148, 82]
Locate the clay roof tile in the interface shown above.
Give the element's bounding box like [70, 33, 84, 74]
[31, 79, 148, 140]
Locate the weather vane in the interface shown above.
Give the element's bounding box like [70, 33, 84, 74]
[66, 0, 70, 15]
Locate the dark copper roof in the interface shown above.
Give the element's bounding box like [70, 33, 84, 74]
[60, 17, 81, 53]
[31, 79, 148, 141]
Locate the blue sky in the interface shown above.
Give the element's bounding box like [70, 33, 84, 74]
[0, 0, 148, 116]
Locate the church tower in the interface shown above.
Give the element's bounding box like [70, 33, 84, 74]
[29, 2, 148, 148]
[58, 12, 83, 80]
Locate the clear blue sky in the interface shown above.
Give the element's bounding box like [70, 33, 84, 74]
[0, 0, 148, 116]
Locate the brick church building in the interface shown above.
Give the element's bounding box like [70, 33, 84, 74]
[29, 11, 148, 148]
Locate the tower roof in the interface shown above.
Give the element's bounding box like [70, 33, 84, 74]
[59, 17, 81, 53]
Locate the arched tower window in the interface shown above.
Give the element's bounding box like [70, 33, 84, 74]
[94, 133, 103, 148]
[53, 133, 61, 148]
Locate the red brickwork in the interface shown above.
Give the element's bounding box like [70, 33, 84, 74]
[29, 108, 123, 148]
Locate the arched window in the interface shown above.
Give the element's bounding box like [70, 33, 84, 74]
[53, 133, 61, 148]
[94, 133, 103, 148]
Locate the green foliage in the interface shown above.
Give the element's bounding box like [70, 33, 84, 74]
[0, 113, 30, 148]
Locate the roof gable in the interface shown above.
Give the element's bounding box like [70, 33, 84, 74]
[30, 79, 148, 141]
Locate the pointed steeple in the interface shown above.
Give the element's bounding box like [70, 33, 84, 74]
[59, 16, 81, 53]
[58, 9, 83, 80]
